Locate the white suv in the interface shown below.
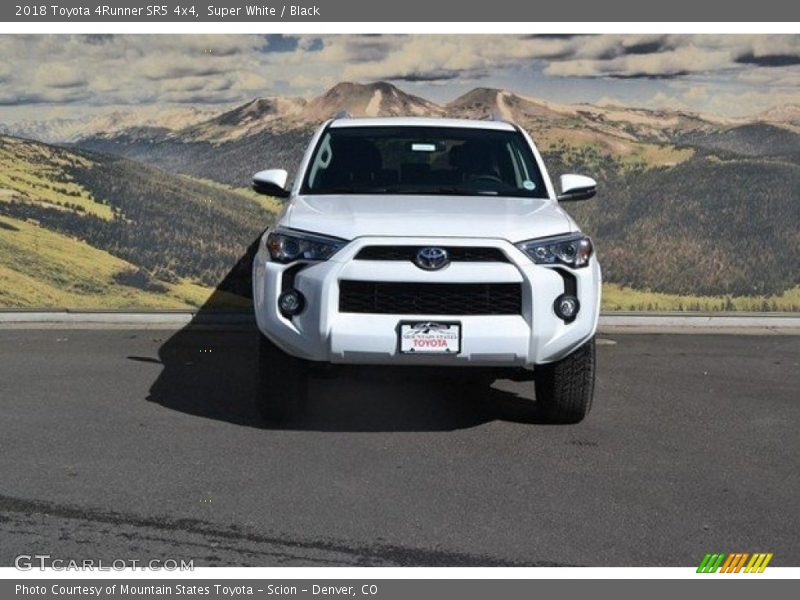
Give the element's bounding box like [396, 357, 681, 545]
[252, 117, 601, 423]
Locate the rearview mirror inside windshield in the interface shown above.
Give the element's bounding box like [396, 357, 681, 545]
[409, 142, 443, 153]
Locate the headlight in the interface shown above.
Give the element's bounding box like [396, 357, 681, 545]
[264, 228, 346, 264]
[515, 233, 593, 268]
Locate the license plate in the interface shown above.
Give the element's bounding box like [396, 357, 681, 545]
[399, 322, 461, 354]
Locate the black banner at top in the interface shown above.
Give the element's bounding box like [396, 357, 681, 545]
[3, 0, 800, 22]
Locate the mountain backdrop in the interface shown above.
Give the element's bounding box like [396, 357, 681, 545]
[1, 81, 799, 311]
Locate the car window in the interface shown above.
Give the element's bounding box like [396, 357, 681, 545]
[302, 126, 548, 198]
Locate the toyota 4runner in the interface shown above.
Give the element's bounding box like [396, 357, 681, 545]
[252, 117, 601, 423]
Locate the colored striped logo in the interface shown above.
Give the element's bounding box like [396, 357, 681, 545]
[697, 553, 773, 573]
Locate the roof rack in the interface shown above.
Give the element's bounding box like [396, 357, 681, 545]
[334, 110, 351, 119]
[487, 111, 507, 122]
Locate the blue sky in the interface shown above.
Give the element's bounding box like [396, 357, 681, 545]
[0, 34, 798, 123]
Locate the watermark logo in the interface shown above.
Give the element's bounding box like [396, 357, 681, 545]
[697, 552, 773, 573]
[14, 554, 193, 571]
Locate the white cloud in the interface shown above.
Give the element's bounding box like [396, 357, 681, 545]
[544, 46, 734, 78]
[32, 64, 88, 89]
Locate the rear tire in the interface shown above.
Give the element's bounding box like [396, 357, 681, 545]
[534, 336, 595, 424]
[256, 333, 309, 422]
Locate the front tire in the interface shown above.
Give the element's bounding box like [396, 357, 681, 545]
[534, 336, 596, 424]
[256, 333, 308, 422]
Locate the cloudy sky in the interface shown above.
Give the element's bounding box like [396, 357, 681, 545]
[0, 34, 798, 123]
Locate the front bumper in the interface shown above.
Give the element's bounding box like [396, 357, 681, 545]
[253, 236, 601, 367]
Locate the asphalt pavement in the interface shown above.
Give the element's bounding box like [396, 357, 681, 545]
[0, 328, 798, 566]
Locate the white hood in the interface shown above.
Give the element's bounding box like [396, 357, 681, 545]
[282, 194, 575, 242]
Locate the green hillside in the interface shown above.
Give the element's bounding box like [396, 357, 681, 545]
[558, 152, 800, 297]
[0, 135, 276, 309]
[0, 137, 114, 220]
[603, 283, 800, 312]
[0, 215, 213, 308]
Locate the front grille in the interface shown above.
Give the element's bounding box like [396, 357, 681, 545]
[338, 281, 522, 315]
[354, 246, 509, 263]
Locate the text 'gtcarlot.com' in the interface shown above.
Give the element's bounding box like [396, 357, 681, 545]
[14, 554, 193, 571]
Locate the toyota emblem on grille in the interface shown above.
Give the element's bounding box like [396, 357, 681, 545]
[415, 247, 450, 270]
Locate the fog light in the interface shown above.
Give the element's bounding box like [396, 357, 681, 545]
[554, 294, 580, 321]
[278, 290, 305, 317]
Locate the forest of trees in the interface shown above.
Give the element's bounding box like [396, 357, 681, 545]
[0, 148, 274, 295]
[543, 146, 800, 296]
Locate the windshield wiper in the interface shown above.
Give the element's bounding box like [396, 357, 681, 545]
[320, 187, 391, 194]
[423, 187, 499, 196]
[363, 186, 497, 196]
[318, 186, 502, 196]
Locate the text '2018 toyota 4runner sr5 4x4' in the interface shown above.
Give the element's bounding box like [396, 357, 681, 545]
[252, 117, 601, 424]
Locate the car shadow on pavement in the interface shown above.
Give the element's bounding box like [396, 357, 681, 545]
[140, 236, 553, 432]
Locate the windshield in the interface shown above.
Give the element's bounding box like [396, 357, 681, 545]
[301, 126, 548, 198]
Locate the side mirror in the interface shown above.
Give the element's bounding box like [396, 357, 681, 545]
[252, 169, 290, 198]
[557, 174, 597, 202]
